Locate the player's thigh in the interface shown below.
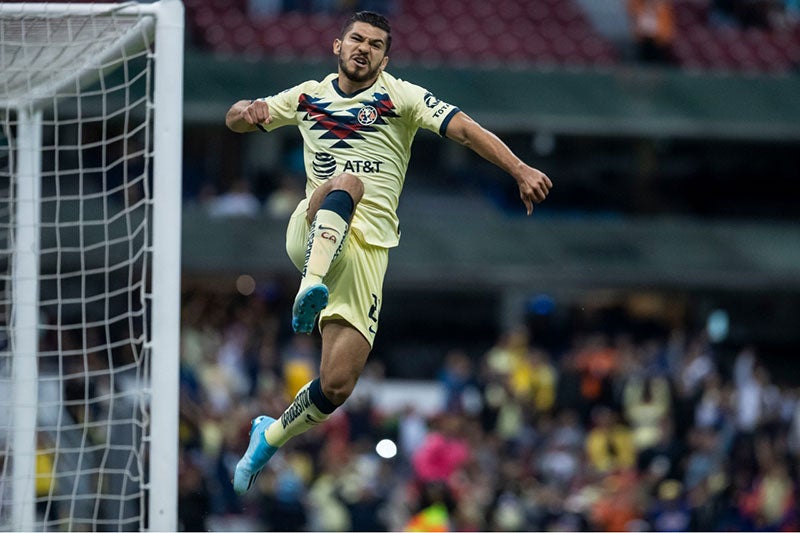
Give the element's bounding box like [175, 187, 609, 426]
[320, 235, 388, 347]
[286, 202, 310, 272]
[318, 320, 372, 400]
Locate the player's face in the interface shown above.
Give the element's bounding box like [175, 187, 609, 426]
[334, 22, 389, 84]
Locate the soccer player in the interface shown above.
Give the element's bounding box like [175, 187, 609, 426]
[225, 10, 552, 494]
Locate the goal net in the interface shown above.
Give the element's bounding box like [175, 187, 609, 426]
[0, 2, 183, 531]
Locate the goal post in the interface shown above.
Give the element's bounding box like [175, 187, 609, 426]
[10, 106, 43, 533]
[149, 1, 184, 530]
[0, 2, 183, 531]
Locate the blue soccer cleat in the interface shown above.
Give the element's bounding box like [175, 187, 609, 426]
[292, 283, 328, 334]
[232, 415, 278, 495]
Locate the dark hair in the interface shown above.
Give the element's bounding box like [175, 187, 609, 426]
[340, 11, 392, 53]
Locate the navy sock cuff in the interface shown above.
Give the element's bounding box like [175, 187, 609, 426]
[320, 190, 355, 221]
[309, 378, 338, 414]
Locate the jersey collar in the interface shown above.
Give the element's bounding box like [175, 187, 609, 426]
[332, 77, 375, 98]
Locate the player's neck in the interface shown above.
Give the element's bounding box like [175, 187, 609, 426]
[336, 72, 379, 96]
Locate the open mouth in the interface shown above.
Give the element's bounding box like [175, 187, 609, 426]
[352, 55, 368, 67]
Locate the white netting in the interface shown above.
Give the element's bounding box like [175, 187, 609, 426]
[1, 4, 158, 531]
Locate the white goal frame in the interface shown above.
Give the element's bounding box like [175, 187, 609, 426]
[0, 1, 183, 531]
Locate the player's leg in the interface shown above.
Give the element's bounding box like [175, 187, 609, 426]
[305, 172, 365, 225]
[233, 226, 384, 495]
[232, 323, 370, 495]
[317, 320, 372, 404]
[231, 375, 335, 495]
[265, 321, 370, 441]
[293, 173, 364, 333]
[272, 236, 378, 449]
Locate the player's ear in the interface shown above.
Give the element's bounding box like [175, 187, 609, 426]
[380, 55, 389, 70]
[333, 39, 341, 55]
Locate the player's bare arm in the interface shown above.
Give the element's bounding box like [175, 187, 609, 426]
[446, 111, 552, 215]
[225, 99, 272, 133]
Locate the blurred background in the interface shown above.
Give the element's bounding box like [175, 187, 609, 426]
[174, 0, 800, 530]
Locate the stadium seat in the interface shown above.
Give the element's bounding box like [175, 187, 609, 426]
[183, 0, 623, 69]
[672, 0, 800, 73]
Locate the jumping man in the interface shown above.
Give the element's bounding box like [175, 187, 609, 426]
[225, 10, 552, 494]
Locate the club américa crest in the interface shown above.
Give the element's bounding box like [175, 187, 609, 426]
[357, 105, 378, 126]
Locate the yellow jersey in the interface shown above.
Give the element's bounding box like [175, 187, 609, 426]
[260, 70, 460, 248]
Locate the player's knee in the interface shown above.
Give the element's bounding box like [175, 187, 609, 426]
[330, 173, 364, 203]
[306, 173, 364, 224]
[320, 374, 357, 406]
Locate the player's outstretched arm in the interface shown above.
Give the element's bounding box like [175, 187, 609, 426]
[445, 111, 552, 215]
[225, 99, 272, 133]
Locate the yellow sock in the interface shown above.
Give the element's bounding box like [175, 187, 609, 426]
[300, 209, 348, 291]
[265, 381, 330, 447]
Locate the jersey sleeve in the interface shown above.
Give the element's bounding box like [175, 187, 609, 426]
[401, 80, 460, 137]
[258, 81, 314, 131]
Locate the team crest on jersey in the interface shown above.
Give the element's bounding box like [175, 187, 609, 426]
[297, 92, 399, 149]
[357, 105, 378, 126]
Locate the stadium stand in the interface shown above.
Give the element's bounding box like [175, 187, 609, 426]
[172, 282, 800, 532]
[672, 0, 800, 72]
[185, 0, 800, 72]
[185, 0, 619, 67]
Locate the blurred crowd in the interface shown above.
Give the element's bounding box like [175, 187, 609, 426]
[176, 286, 800, 531]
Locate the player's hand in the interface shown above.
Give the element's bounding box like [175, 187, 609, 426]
[516, 165, 552, 215]
[242, 99, 272, 127]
